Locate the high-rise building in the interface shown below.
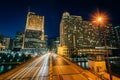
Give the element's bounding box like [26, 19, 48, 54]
[44, 35, 48, 49]
[0, 33, 4, 44]
[59, 12, 100, 56]
[114, 26, 120, 48]
[106, 24, 117, 48]
[9, 39, 14, 50]
[0, 43, 5, 52]
[50, 37, 60, 53]
[99, 24, 117, 48]
[13, 31, 23, 50]
[3, 37, 10, 49]
[22, 12, 44, 53]
[0, 33, 13, 51]
[60, 12, 99, 49]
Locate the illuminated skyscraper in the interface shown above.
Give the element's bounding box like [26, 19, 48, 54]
[44, 35, 48, 49]
[50, 37, 60, 53]
[22, 12, 44, 52]
[105, 24, 117, 48]
[114, 26, 120, 48]
[0, 33, 3, 44]
[60, 12, 99, 49]
[3, 37, 10, 49]
[13, 31, 23, 50]
[99, 24, 117, 48]
[0, 43, 5, 52]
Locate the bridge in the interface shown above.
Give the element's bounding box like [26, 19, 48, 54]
[0, 53, 120, 80]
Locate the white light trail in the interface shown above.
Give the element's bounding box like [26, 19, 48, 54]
[6, 53, 50, 80]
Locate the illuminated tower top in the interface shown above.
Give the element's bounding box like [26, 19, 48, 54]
[25, 12, 44, 31]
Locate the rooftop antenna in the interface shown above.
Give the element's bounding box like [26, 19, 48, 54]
[28, 6, 30, 12]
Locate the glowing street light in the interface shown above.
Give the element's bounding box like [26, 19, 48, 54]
[91, 9, 109, 26]
[97, 17, 102, 22]
[91, 10, 112, 80]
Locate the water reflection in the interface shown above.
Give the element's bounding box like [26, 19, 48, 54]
[0, 65, 4, 73]
[0, 65, 17, 74]
[77, 62, 88, 68]
[8, 65, 12, 70]
[70, 57, 120, 77]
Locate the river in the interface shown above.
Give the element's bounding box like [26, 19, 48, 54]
[71, 57, 120, 77]
[0, 64, 17, 75]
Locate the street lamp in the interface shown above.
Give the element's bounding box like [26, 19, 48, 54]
[92, 10, 112, 80]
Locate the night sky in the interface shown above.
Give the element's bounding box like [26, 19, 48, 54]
[0, 0, 120, 39]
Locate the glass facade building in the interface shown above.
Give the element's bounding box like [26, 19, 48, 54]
[22, 12, 45, 53]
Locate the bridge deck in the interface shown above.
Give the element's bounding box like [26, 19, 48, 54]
[0, 54, 120, 80]
[52, 55, 99, 80]
[52, 55, 120, 80]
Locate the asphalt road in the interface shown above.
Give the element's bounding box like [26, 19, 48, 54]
[52, 54, 98, 80]
[6, 53, 50, 80]
[52, 54, 69, 66]
[4, 53, 120, 80]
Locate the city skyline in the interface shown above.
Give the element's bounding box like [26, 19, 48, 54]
[0, 0, 120, 39]
[0, 1, 120, 79]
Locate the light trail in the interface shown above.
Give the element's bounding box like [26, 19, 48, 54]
[6, 53, 50, 80]
[7, 57, 43, 79]
[35, 53, 50, 80]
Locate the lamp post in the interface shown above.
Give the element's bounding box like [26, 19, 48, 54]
[96, 16, 112, 80]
